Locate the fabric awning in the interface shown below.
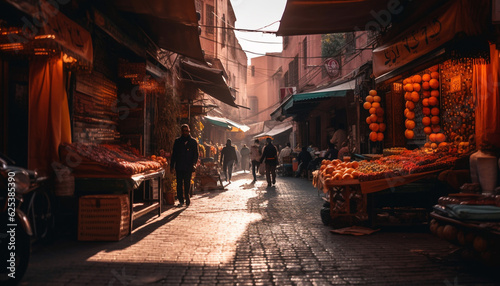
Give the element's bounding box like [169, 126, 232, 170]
[277, 0, 451, 36]
[254, 122, 293, 139]
[111, 0, 205, 62]
[181, 59, 238, 108]
[204, 115, 249, 132]
[283, 80, 355, 111]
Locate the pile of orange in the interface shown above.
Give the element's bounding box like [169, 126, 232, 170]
[364, 90, 385, 142]
[320, 159, 361, 185]
[421, 65, 444, 148]
[403, 74, 424, 139]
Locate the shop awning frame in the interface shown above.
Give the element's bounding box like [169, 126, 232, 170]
[110, 0, 205, 63]
[271, 79, 355, 120]
[181, 59, 238, 108]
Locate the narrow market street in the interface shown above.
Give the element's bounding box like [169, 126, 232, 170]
[21, 172, 496, 286]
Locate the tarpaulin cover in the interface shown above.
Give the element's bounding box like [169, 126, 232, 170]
[28, 55, 71, 174]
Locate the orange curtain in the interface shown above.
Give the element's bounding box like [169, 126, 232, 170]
[28, 55, 72, 175]
[472, 44, 500, 149]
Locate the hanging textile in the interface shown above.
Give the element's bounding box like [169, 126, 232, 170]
[472, 44, 500, 149]
[28, 55, 72, 175]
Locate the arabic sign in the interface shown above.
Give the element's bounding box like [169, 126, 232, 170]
[324, 58, 340, 78]
[373, 0, 481, 78]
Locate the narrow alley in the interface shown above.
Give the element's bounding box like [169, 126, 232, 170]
[21, 173, 496, 285]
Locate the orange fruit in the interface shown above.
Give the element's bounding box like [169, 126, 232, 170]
[432, 125, 441, 133]
[373, 95, 381, 102]
[431, 116, 440, 125]
[369, 90, 377, 96]
[429, 79, 439, 89]
[422, 91, 431, 98]
[369, 114, 378, 123]
[428, 97, 438, 106]
[403, 78, 409, 85]
[376, 116, 384, 123]
[429, 133, 437, 142]
[369, 131, 378, 142]
[366, 95, 374, 103]
[431, 107, 440, 116]
[436, 133, 446, 143]
[429, 65, 439, 72]
[422, 107, 431, 116]
[422, 74, 431, 82]
[406, 101, 415, 110]
[371, 102, 381, 108]
[404, 108, 410, 117]
[424, 126, 432, 134]
[422, 116, 431, 126]
[404, 83, 413, 92]
[405, 129, 414, 139]
[332, 173, 342, 180]
[431, 71, 439, 79]
[430, 90, 439, 97]
[363, 102, 372, 110]
[422, 82, 430, 90]
[325, 166, 335, 174]
[342, 173, 354, 180]
[431, 143, 438, 149]
[369, 107, 377, 114]
[422, 98, 429, 106]
[405, 120, 415, 130]
[378, 123, 386, 132]
[412, 75, 422, 83]
[411, 91, 420, 102]
[376, 107, 384, 117]
[377, 132, 384, 141]
[406, 111, 415, 120]
[404, 92, 411, 101]
[366, 116, 372, 124]
[369, 123, 379, 132]
[412, 83, 421, 92]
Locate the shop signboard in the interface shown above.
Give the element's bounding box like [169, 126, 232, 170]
[373, 0, 485, 77]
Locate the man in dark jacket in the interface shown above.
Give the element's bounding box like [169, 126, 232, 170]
[295, 146, 312, 178]
[170, 124, 199, 207]
[220, 139, 238, 182]
[260, 137, 278, 187]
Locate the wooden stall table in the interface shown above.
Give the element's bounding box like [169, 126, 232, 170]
[73, 164, 165, 234]
[318, 169, 445, 225]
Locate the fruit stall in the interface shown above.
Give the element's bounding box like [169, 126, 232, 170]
[314, 147, 467, 226]
[60, 142, 165, 239]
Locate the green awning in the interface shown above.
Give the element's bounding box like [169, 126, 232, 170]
[283, 79, 355, 112]
[204, 115, 249, 132]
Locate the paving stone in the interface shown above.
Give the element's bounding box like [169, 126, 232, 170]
[18, 171, 498, 285]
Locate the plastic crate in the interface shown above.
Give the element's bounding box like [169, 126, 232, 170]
[78, 194, 130, 241]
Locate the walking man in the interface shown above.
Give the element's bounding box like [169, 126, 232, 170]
[240, 144, 250, 173]
[220, 139, 238, 182]
[260, 137, 278, 187]
[249, 139, 262, 183]
[170, 124, 199, 207]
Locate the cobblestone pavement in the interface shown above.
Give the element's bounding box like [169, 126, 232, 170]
[20, 171, 497, 285]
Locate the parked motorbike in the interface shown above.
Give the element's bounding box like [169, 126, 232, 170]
[0, 154, 37, 285]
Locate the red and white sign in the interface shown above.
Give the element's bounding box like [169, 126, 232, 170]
[324, 58, 340, 78]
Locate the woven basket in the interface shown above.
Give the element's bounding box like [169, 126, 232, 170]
[78, 194, 130, 241]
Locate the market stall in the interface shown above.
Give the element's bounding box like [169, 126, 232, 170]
[314, 148, 468, 226]
[60, 143, 165, 237]
[193, 159, 223, 191]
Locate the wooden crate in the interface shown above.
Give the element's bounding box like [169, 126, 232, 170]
[78, 194, 130, 241]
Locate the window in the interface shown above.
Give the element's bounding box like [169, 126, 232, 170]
[221, 14, 226, 47]
[345, 32, 355, 55]
[303, 37, 307, 69]
[283, 36, 289, 49]
[288, 56, 299, 88]
[251, 66, 255, 77]
[284, 71, 289, 88]
[249, 96, 258, 115]
[205, 5, 214, 34]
